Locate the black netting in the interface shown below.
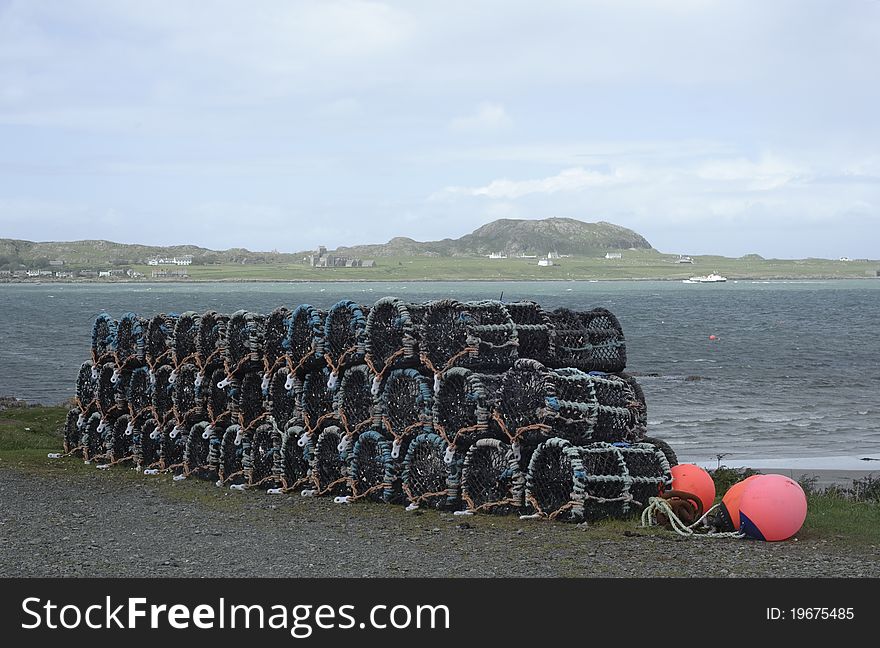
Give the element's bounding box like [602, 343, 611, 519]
[125, 367, 151, 419]
[642, 436, 678, 467]
[218, 424, 244, 484]
[145, 313, 176, 367]
[622, 443, 672, 509]
[113, 313, 146, 368]
[80, 412, 104, 462]
[135, 418, 161, 469]
[231, 371, 267, 430]
[378, 369, 433, 453]
[432, 367, 503, 450]
[76, 361, 96, 408]
[268, 367, 298, 430]
[243, 422, 277, 487]
[495, 359, 554, 448]
[172, 311, 200, 366]
[310, 424, 348, 496]
[225, 310, 265, 376]
[525, 438, 575, 520]
[334, 364, 375, 438]
[197, 311, 228, 369]
[401, 432, 458, 509]
[364, 297, 425, 374]
[171, 362, 205, 425]
[106, 414, 132, 464]
[276, 423, 311, 491]
[507, 301, 553, 364]
[348, 430, 393, 502]
[549, 307, 626, 373]
[263, 307, 291, 373]
[460, 438, 523, 514]
[159, 420, 186, 470]
[63, 407, 81, 454]
[323, 300, 368, 373]
[205, 366, 230, 421]
[96, 362, 118, 416]
[91, 313, 117, 364]
[286, 304, 326, 372]
[300, 368, 335, 432]
[150, 364, 174, 425]
[419, 300, 517, 372]
[184, 421, 212, 477]
[589, 372, 646, 442]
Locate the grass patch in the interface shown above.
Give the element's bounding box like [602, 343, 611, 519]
[0, 405, 66, 451]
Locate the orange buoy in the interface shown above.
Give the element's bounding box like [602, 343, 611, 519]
[739, 474, 807, 541]
[709, 334, 717, 341]
[716, 474, 762, 531]
[670, 464, 716, 515]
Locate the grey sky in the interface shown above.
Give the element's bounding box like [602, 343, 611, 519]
[1, 0, 878, 257]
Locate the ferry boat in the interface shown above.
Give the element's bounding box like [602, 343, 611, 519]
[684, 272, 728, 283]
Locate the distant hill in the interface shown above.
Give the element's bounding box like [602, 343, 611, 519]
[0, 217, 653, 268]
[336, 218, 653, 257]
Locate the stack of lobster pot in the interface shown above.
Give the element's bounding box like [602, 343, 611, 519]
[64, 295, 675, 524]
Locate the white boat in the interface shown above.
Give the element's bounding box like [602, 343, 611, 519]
[687, 272, 728, 283]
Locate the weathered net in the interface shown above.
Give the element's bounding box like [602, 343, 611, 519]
[145, 313, 176, 368]
[113, 312, 146, 369]
[91, 313, 117, 364]
[460, 438, 524, 514]
[80, 411, 104, 462]
[172, 311, 200, 367]
[267, 367, 298, 430]
[588, 372, 646, 442]
[96, 362, 118, 417]
[378, 368, 433, 460]
[348, 430, 393, 502]
[205, 366, 231, 422]
[159, 420, 186, 471]
[242, 421, 278, 487]
[275, 423, 312, 491]
[364, 297, 426, 376]
[334, 363, 375, 440]
[299, 368, 335, 433]
[432, 367, 503, 451]
[106, 414, 133, 464]
[135, 417, 161, 469]
[506, 301, 553, 365]
[171, 362, 205, 426]
[183, 421, 212, 477]
[150, 364, 174, 425]
[225, 310, 265, 377]
[196, 310, 228, 370]
[263, 307, 291, 374]
[401, 432, 460, 509]
[125, 366, 152, 421]
[231, 370, 268, 430]
[549, 307, 627, 373]
[309, 424, 348, 496]
[218, 424, 244, 484]
[76, 361, 96, 410]
[323, 300, 368, 374]
[285, 304, 326, 373]
[63, 407, 81, 454]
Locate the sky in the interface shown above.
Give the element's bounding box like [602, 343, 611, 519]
[0, 0, 878, 258]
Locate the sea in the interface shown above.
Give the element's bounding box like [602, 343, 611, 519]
[1, 280, 878, 466]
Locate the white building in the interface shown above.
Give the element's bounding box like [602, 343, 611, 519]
[604, 252, 622, 260]
[538, 258, 554, 267]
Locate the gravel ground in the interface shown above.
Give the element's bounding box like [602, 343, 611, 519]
[1, 460, 877, 578]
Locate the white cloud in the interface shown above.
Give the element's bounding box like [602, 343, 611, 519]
[439, 166, 629, 199]
[449, 102, 512, 132]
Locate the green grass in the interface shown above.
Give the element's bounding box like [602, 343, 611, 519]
[118, 250, 880, 282]
[1, 406, 878, 547]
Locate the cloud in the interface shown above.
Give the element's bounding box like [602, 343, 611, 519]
[449, 102, 512, 133]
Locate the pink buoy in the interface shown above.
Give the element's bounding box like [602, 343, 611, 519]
[739, 474, 807, 541]
[670, 464, 716, 515]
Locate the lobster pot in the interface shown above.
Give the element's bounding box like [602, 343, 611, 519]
[150, 364, 174, 424]
[543, 367, 601, 444]
[204, 366, 230, 421]
[96, 362, 118, 416]
[204, 421, 229, 474]
[432, 367, 503, 450]
[76, 361, 97, 409]
[145, 313, 177, 366]
[377, 369, 433, 452]
[80, 411, 104, 462]
[171, 362, 205, 426]
[63, 407, 81, 454]
[184, 421, 212, 477]
[563, 442, 672, 521]
[242, 421, 277, 487]
[218, 424, 244, 484]
[125, 367, 152, 420]
[285, 304, 326, 372]
[419, 300, 518, 373]
[274, 423, 312, 491]
[267, 367, 298, 430]
[230, 371, 267, 430]
[263, 307, 291, 372]
[506, 301, 553, 365]
[548, 307, 627, 373]
[172, 311, 200, 367]
[159, 420, 187, 470]
[309, 424, 348, 496]
[402, 433, 461, 509]
[298, 368, 335, 432]
[197, 311, 228, 370]
[91, 313, 117, 364]
[225, 310, 266, 375]
[364, 297, 427, 374]
[460, 438, 524, 514]
[114, 312, 146, 368]
[135, 418, 162, 469]
[323, 300, 368, 373]
[334, 364, 376, 438]
[348, 430, 394, 502]
[524, 437, 576, 520]
[588, 372, 647, 442]
[107, 414, 132, 464]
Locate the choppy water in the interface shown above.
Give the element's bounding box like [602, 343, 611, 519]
[1, 280, 878, 464]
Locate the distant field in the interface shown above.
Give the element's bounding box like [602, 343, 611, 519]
[124, 251, 880, 282]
